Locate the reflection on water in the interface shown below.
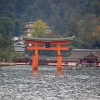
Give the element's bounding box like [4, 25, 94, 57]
[0, 65, 100, 100]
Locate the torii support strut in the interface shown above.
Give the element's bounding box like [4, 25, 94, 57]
[22, 36, 75, 74]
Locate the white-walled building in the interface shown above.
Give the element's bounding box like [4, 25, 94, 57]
[13, 36, 26, 52]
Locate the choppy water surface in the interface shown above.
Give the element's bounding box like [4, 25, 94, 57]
[0, 65, 100, 100]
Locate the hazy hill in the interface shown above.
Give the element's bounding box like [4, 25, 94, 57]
[0, 0, 100, 50]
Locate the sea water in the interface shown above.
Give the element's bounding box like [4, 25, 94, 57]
[0, 65, 100, 100]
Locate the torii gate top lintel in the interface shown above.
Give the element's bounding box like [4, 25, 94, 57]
[22, 35, 75, 44]
[22, 35, 75, 41]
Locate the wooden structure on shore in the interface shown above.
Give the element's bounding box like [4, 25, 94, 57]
[22, 36, 75, 74]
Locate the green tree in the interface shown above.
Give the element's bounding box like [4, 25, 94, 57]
[0, 17, 15, 35]
[15, 19, 21, 36]
[91, 1, 100, 16]
[0, 23, 6, 35]
[0, 33, 15, 61]
[0, 34, 3, 49]
[31, 20, 49, 37]
[68, 20, 79, 36]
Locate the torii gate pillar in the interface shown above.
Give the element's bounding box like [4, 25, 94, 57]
[57, 44, 62, 74]
[32, 43, 38, 73]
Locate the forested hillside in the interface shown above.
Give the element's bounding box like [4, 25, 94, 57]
[0, 0, 100, 59]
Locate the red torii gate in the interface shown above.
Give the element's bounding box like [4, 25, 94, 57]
[22, 36, 75, 74]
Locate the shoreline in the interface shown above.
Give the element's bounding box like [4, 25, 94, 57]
[0, 62, 15, 66]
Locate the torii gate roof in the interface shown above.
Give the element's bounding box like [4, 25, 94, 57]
[22, 35, 75, 42]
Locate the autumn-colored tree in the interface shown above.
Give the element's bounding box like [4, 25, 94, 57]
[31, 20, 49, 38]
[92, 26, 100, 41]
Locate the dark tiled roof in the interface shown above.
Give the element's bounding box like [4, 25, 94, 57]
[93, 53, 100, 58]
[67, 58, 78, 61]
[82, 52, 100, 60]
[67, 49, 100, 60]
[38, 56, 66, 61]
